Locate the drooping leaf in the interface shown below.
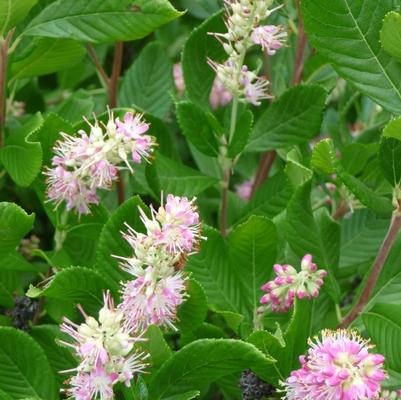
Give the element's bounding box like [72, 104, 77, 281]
[24, 0, 183, 43]
[148, 339, 275, 399]
[0, 202, 34, 258]
[0, 327, 58, 399]
[380, 11, 401, 60]
[119, 42, 173, 118]
[302, 0, 401, 113]
[246, 85, 327, 152]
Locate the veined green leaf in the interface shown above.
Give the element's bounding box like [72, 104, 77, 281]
[24, 0, 183, 43]
[119, 42, 173, 118]
[0, 0, 37, 35]
[302, 0, 401, 113]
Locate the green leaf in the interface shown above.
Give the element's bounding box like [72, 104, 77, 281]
[24, 0, 183, 43]
[163, 391, 200, 400]
[336, 165, 393, 215]
[119, 42, 173, 118]
[54, 90, 94, 124]
[177, 279, 208, 333]
[0, 327, 57, 399]
[176, 101, 220, 157]
[380, 117, 401, 186]
[311, 138, 336, 175]
[340, 210, 389, 269]
[182, 11, 226, 109]
[380, 11, 401, 60]
[181, 0, 220, 19]
[148, 339, 275, 399]
[122, 376, 148, 400]
[0, 202, 34, 258]
[227, 110, 253, 158]
[285, 181, 341, 301]
[142, 325, 172, 371]
[30, 325, 76, 385]
[0, 113, 43, 187]
[228, 216, 277, 325]
[246, 85, 327, 152]
[10, 37, 85, 79]
[187, 226, 248, 317]
[302, 0, 401, 113]
[0, 0, 37, 35]
[363, 304, 401, 373]
[241, 171, 293, 221]
[27, 266, 109, 317]
[147, 154, 219, 197]
[96, 196, 148, 291]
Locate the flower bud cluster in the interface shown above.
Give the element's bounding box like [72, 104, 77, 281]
[260, 254, 327, 312]
[45, 110, 155, 215]
[208, 0, 286, 106]
[60, 292, 147, 400]
[117, 194, 202, 332]
[283, 330, 386, 400]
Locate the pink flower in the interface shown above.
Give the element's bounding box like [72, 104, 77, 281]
[45, 111, 155, 215]
[260, 254, 327, 312]
[68, 365, 117, 400]
[118, 266, 187, 332]
[236, 179, 253, 201]
[209, 76, 233, 109]
[240, 66, 272, 106]
[142, 194, 201, 254]
[173, 63, 185, 95]
[283, 330, 386, 400]
[251, 25, 287, 55]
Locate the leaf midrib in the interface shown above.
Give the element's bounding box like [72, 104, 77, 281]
[342, 0, 401, 102]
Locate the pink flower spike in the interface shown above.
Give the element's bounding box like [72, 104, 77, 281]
[251, 25, 287, 55]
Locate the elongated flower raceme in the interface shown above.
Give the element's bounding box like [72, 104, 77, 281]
[283, 330, 386, 400]
[116, 194, 203, 332]
[60, 292, 147, 400]
[45, 110, 155, 215]
[208, 0, 286, 106]
[260, 254, 327, 312]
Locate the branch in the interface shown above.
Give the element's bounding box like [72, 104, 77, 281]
[0, 29, 14, 148]
[220, 167, 231, 237]
[109, 42, 123, 109]
[86, 43, 110, 86]
[292, 0, 307, 85]
[339, 206, 401, 328]
[250, 151, 276, 197]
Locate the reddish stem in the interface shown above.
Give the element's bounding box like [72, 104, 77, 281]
[0, 29, 14, 148]
[86, 43, 109, 86]
[339, 209, 401, 328]
[292, 0, 307, 85]
[250, 151, 276, 197]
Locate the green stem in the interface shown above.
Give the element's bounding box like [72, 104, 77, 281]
[228, 96, 239, 145]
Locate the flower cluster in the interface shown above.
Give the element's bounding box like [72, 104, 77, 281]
[260, 254, 327, 312]
[208, 0, 286, 105]
[45, 110, 155, 215]
[283, 330, 386, 400]
[117, 194, 202, 332]
[173, 63, 232, 109]
[60, 292, 147, 400]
